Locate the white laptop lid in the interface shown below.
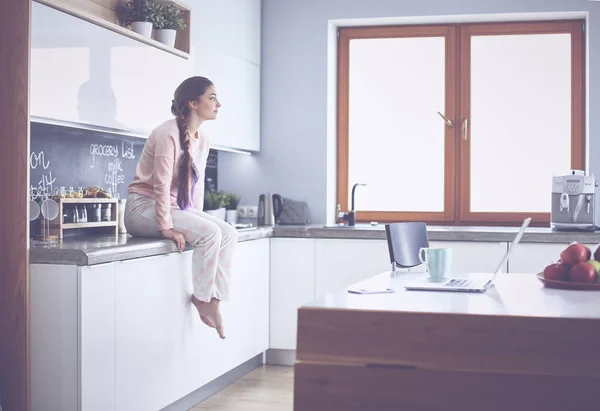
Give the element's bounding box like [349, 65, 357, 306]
[486, 217, 531, 282]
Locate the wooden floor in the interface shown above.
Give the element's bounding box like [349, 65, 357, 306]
[189, 365, 294, 411]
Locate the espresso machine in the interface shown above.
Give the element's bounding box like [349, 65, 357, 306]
[551, 170, 598, 231]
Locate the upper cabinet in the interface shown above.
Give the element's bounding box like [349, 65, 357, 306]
[191, 0, 261, 152]
[31, 0, 261, 152]
[31, 2, 193, 135]
[191, 0, 261, 65]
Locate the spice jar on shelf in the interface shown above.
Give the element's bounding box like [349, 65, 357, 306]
[66, 187, 74, 198]
[75, 187, 83, 198]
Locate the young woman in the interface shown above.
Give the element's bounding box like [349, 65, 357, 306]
[124, 76, 237, 339]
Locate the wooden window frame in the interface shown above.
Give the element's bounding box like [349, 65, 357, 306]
[336, 20, 585, 226]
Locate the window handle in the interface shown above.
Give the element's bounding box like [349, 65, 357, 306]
[437, 111, 453, 127]
[462, 118, 469, 141]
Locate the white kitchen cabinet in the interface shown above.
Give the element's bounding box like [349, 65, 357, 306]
[113, 239, 269, 411]
[31, 2, 192, 135]
[114, 253, 174, 411]
[507, 242, 600, 274]
[30, 262, 116, 411]
[191, 0, 261, 66]
[165, 238, 270, 401]
[198, 52, 260, 151]
[80, 263, 116, 411]
[270, 238, 316, 350]
[190, 0, 261, 151]
[314, 239, 394, 297]
[410, 241, 509, 275]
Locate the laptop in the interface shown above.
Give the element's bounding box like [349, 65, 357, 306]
[404, 217, 531, 293]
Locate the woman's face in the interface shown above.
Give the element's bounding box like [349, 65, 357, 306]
[190, 84, 221, 121]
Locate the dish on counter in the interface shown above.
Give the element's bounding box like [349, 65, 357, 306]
[536, 272, 600, 290]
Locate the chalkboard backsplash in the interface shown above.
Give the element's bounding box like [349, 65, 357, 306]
[30, 121, 218, 201]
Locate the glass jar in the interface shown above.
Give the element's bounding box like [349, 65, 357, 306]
[75, 187, 84, 198]
[66, 187, 74, 198]
[102, 203, 112, 222]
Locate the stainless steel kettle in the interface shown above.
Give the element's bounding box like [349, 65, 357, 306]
[257, 193, 283, 226]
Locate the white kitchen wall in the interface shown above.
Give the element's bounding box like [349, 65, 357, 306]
[218, 0, 600, 224]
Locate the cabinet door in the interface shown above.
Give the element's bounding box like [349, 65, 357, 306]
[79, 263, 116, 411]
[270, 238, 316, 350]
[167, 239, 270, 401]
[198, 52, 260, 151]
[114, 253, 173, 411]
[314, 239, 393, 297]
[191, 0, 261, 65]
[507, 242, 599, 274]
[31, 2, 192, 134]
[410, 241, 508, 275]
[30, 264, 79, 411]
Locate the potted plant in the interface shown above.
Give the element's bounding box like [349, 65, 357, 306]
[154, 3, 187, 48]
[203, 191, 226, 220]
[118, 0, 159, 38]
[224, 192, 241, 225]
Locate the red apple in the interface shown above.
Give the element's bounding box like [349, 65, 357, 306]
[569, 262, 597, 283]
[543, 263, 569, 281]
[560, 243, 590, 265]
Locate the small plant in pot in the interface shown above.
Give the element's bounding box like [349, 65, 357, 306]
[118, 0, 159, 38]
[154, 3, 187, 48]
[204, 191, 226, 220]
[224, 193, 241, 225]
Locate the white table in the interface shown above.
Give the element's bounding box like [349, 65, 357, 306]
[294, 272, 600, 411]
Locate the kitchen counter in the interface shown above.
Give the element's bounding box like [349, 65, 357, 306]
[30, 227, 273, 266]
[30, 223, 600, 265]
[274, 223, 600, 243]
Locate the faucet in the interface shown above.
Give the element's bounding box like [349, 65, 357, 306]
[336, 183, 367, 226]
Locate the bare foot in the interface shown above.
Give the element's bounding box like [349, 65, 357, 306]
[200, 315, 215, 328]
[191, 295, 225, 339]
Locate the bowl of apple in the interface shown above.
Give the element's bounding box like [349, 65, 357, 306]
[538, 242, 600, 290]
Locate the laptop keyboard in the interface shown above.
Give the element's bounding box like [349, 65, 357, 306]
[446, 279, 479, 288]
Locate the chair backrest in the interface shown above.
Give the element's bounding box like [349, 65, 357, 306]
[385, 222, 430, 269]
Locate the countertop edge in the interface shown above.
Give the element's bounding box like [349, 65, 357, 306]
[30, 225, 600, 266]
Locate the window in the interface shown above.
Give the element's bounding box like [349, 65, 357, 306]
[337, 21, 585, 225]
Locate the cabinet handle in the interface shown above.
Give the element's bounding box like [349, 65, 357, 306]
[462, 118, 468, 141]
[119, 254, 169, 264]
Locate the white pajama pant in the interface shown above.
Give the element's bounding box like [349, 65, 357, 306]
[123, 193, 238, 302]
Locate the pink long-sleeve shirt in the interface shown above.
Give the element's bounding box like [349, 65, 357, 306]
[128, 118, 210, 231]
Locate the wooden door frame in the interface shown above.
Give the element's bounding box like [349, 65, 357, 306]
[0, 1, 31, 411]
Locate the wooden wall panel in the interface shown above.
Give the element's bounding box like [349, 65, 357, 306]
[0, 0, 31, 410]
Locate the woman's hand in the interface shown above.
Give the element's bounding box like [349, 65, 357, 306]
[161, 229, 186, 252]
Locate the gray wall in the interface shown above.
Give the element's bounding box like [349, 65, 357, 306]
[219, 0, 600, 225]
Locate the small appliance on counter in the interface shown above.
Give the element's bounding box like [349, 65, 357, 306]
[551, 170, 598, 231]
[257, 193, 283, 227]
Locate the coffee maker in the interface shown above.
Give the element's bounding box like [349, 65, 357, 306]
[551, 170, 598, 231]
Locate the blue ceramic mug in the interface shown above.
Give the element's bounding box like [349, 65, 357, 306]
[419, 247, 452, 281]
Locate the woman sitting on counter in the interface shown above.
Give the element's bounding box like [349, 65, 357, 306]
[124, 76, 237, 340]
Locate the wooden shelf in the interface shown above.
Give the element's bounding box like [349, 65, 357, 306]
[49, 197, 119, 238]
[62, 221, 117, 229]
[58, 197, 118, 203]
[35, 0, 191, 59]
